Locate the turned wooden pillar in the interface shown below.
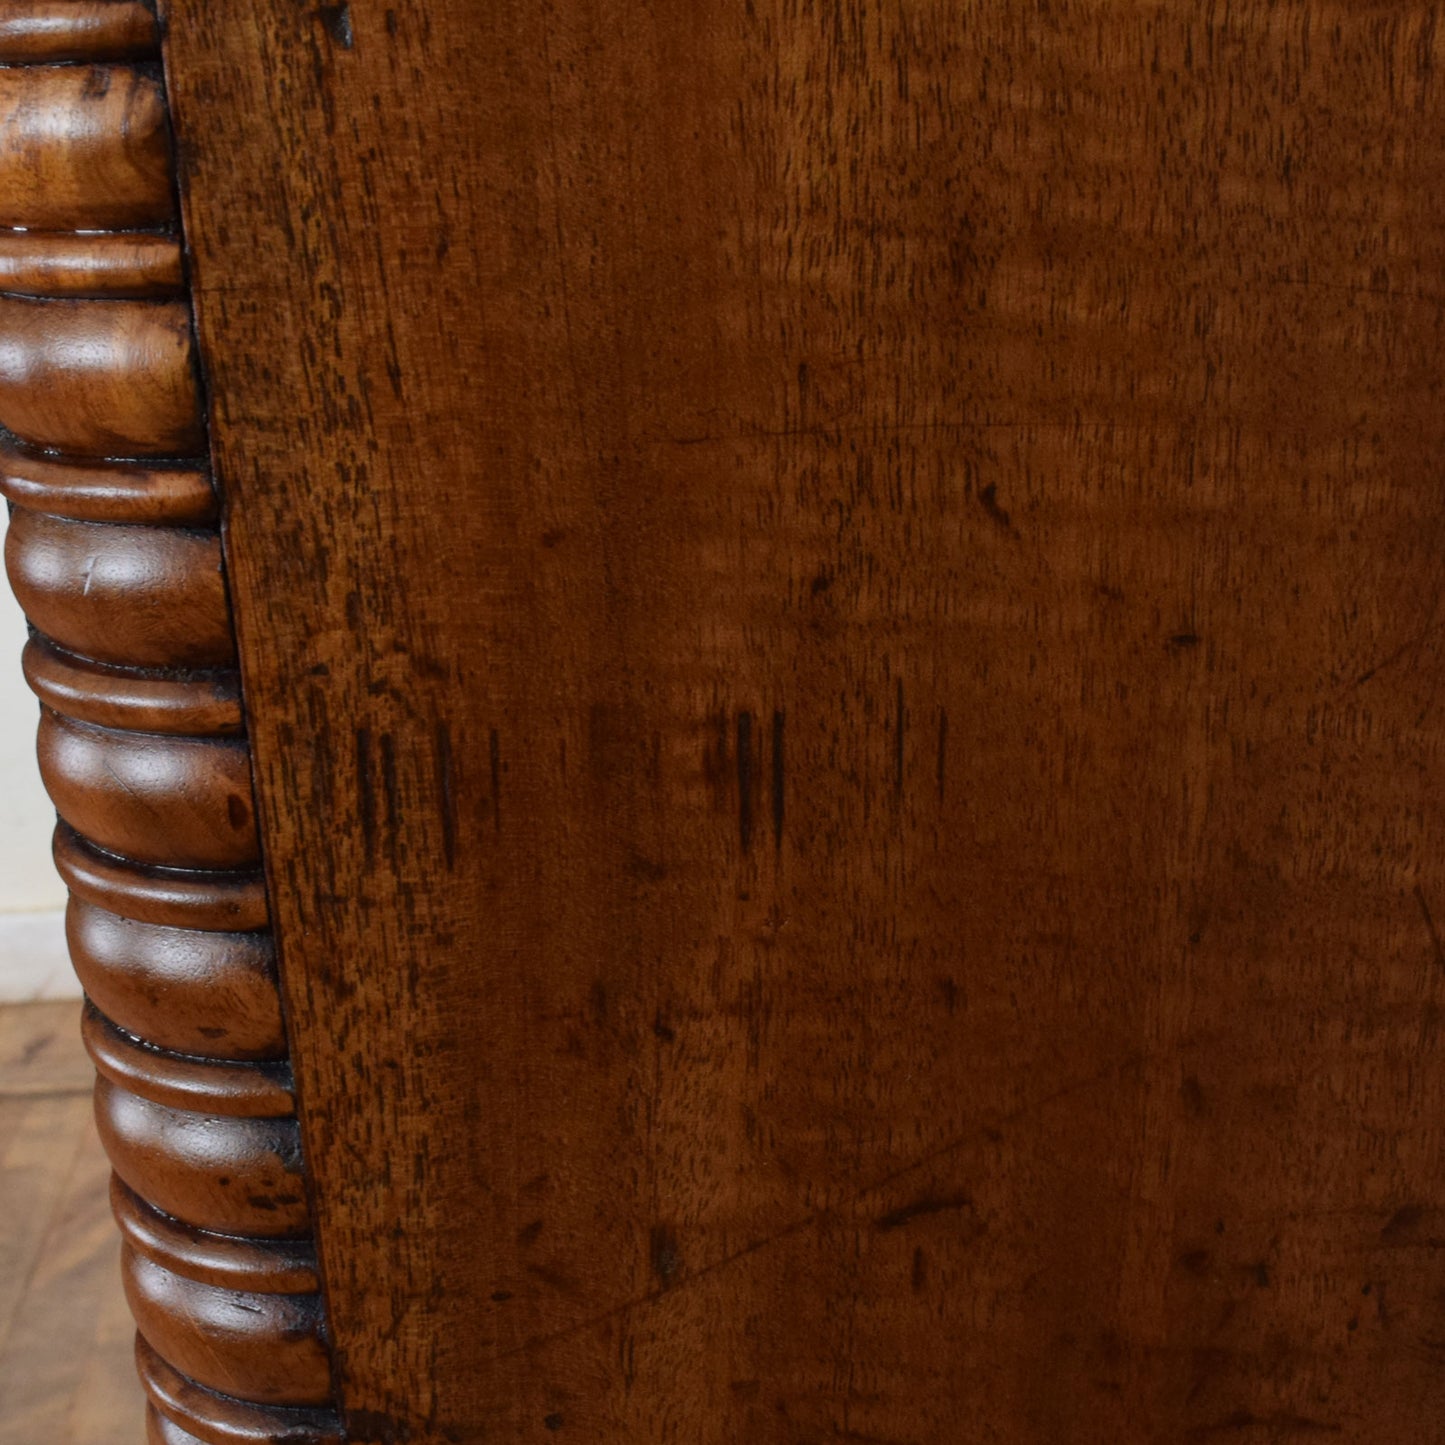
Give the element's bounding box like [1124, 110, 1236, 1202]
[4, 1, 1445, 1442]
[0, 6, 337, 1441]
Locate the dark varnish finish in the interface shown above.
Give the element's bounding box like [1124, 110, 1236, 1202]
[160, 2, 1445, 1442]
[0, 4, 340, 1441]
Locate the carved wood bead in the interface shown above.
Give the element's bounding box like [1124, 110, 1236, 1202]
[0, 229, 185, 298]
[112, 1179, 320, 1294]
[0, 1, 157, 63]
[96, 1076, 311, 1239]
[0, 439, 216, 527]
[54, 825, 271, 933]
[68, 898, 285, 1060]
[84, 1005, 295, 1117]
[139, 1340, 344, 1445]
[0, 296, 201, 455]
[148, 1409, 208, 1445]
[6, 511, 234, 669]
[0, 63, 172, 229]
[24, 641, 243, 737]
[126, 1248, 329, 1405]
[0, 4, 338, 1430]
[38, 709, 259, 869]
[124, 1245, 333, 1407]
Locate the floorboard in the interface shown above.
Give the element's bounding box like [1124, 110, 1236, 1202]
[0, 1000, 143, 1440]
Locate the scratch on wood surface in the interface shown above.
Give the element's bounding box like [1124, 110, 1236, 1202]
[492, 1053, 1144, 1365]
[489, 727, 501, 834]
[737, 711, 753, 852]
[771, 709, 785, 849]
[1415, 885, 1445, 971]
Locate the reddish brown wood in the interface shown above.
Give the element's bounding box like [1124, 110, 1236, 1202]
[24, 641, 243, 737]
[0, 296, 201, 455]
[159, 1, 1445, 1441]
[96, 1076, 309, 1239]
[38, 711, 258, 869]
[148, 1410, 206, 1445]
[0, 7, 340, 1440]
[0, 62, 171, 228]
[122, 1245, 333, 1406]
[112, 1180, 320, 1293]
[138, 1339, 344, 1445]
[69, 901, 285, 1060]
[83, 1005, 295, 1116]
[0, 231, 185, 297]
[6, 511, 233, 669]
[148, 1409, 207, 1445]
[0, 0, 156, 62]
[54, 826, 269, 932]
[0, 442, 216, 528]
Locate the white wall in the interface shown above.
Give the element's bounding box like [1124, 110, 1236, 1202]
[0, 505, 74, 998]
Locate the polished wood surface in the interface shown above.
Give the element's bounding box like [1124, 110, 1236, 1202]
[0, 296, 201, 455]
[160, 1, 1445, 1441]
[67, 901, 284, 1061]
[0, 5, 340, 1440]
[7, 509, 234, 669]
[0, 0, 155, 63]
[0, 62, 171, 230]
[0, 230, 184, 297]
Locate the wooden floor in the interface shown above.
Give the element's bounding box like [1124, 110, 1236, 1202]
[0, 1000, 142, 1440]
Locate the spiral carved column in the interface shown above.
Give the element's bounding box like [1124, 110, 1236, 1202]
[0, 4, 341, 1440]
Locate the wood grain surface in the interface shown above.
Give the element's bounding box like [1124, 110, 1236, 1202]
[0, 1, 156, 63]
[0, 1001, 144, 1445]
[162, 2, 1445, 1441]
[0, 62, 172, 229]
[0, 231, 184, 298]
[0, 4, 342, 1437]
[0, 296, 201, 456]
